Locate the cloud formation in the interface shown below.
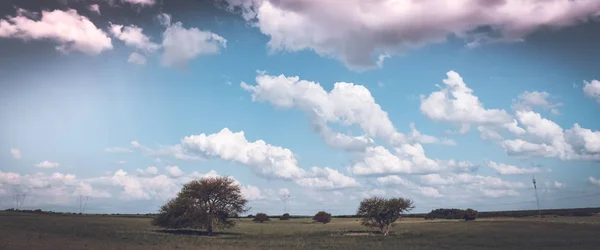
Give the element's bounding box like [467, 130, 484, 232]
[223, 0, 600, 70]
[10, 149, 21, 159]
[583, 80, 600, 103]
[486, 160, 545, 175]
[161, 19, 227, 67]
[35, 161, 60, 169]
[0, 9, 112, 55]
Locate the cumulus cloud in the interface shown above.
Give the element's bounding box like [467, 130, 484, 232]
[583, 80, 600, 103]
[10, 149, 21, 159]
[128, 52, 147, 65]
[223, 0, 600, 70]
[165, 166, 184, 178]
[486, 160, 545, 175]
[0, 9, 112, 55]
[110, 24, 160, 52]
[502, 111, 600, 160]
[0, 171, 110, 207]
[295, 167, 360, 189]
[161, 21, 227, 67]
[512, 91, 562, 115]
[136, 166, 158, 176]
[242, 72, 450, 149]
[182, 128, 358, 189]
[481, 189, 520, 198]
[35, 161, 60, 169]
[119, 0, 156, 6]
[420, 71, 513, 133]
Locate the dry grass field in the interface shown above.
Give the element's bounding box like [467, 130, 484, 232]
[1, 211, 600, 250]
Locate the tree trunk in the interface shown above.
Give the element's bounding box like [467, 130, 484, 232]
[207, 214, 213, 236]
[383, 223, 392, 236]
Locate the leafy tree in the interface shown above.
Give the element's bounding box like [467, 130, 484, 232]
[253, 213, 270, 223]
[152, 176, 248, 235]
[246, 214, 254, 218]
[280, 213, 291, 220]
[464, 208, 478, 221]
[313, 211, 332, 224]
[356, 196, 414, 236]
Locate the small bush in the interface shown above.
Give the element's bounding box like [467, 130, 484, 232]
[313, 211, 332, 224]
[463, 208, 478, 221]
[253, 213, 270, 223]
[247, 214, 254, 218]
[280, 213, 291, 220]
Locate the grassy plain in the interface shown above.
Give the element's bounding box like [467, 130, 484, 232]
[1, 211, 600, 250]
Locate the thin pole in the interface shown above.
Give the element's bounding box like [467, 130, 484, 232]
[533, 175, 541, 219]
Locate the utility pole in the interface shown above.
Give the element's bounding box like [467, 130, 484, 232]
[79, 196, 89, 214]
[280, 194, 291, 214]
[532, 175, 541, 219]
[14, 186, 26, 210]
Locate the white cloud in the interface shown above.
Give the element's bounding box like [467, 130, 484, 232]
[377, 175, 410, 186]
[10, 149, 21, 159]
[0, 9, 112, 55]
[348, 146, 412, 176]
[136, 166, 158, 176]
[165, 166, 184, 178]
[35, 161, 60, 169]
[182, 128, 358, 189]
[131, 141, 142, 148]
[478, 126, 504, 142]
[0, 171, 110, 207]
[418, 186, 443, 198]
[128, 52, 147, 65]
[89, 4, 100, 15]
[240, 185, 265, 201]
[295, 167, 360, 189]
[110, 23, 159, 52]
[117, 160, 126, 164]
[583, 80, 600, 103]
[408, 123, 456, 146]
[420, 71, 513, 133]
[361, 189, 386, 198]
[486, 160, 545, 175]
[161, 22, 227, 67]
[502, 111, 600, 160]
[589, 177, 600, 186]
[224, 0, 600, 70]
[182, 128, 305, 180]
[242, 72, 410, 147]
[512, 91, 561, 115]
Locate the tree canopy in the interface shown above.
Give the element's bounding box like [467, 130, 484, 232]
[152, 176, 248, 235]
[356, 196, 414, 236]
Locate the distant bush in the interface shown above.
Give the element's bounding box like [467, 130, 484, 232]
[253, 213, 270, 223]
[463, 208, 478, 221]
[280, 213, 291, 220]
[247, 214, 254, 218]
[313, 211, 332, 224]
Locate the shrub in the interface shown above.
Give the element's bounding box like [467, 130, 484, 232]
[280, 213, 291, 220]
[356, 197, 414, 236]
[253, 213, 270, 223]
[463, 208, 478, 221]
[313, 211, 332, 224]
[246, 214, 254, 218]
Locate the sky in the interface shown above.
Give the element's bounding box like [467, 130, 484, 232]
[1, 0, 600, 216]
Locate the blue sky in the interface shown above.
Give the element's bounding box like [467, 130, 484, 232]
[1, 0, 599, 215]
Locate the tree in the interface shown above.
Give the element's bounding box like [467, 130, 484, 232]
[253, 213, 270, 223]
[280, 213, 291, 220]
[313, 211, 332, 224]
[152, 176, 248, 235]
[356, 196, 414, 236]
[463, 208, 478, 221]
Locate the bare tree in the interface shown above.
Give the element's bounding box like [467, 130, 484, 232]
[356, 196, 414, 236]
[152, 176, 249, 235]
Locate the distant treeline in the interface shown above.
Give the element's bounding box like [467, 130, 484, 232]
[403, 207, 600, 219]
[5, 207, 600, 218]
